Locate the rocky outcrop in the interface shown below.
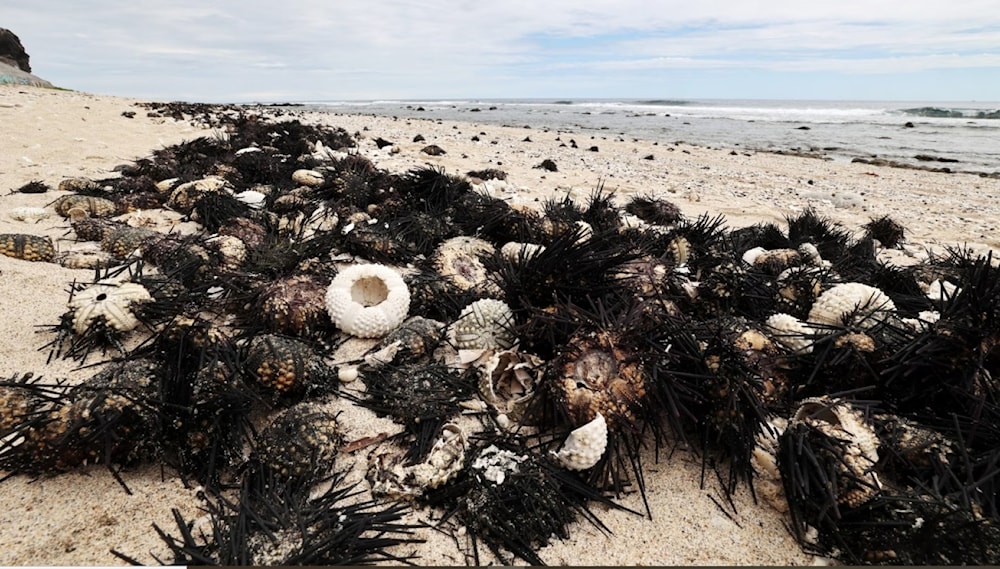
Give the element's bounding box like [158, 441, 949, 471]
[0, 28, 31, 72]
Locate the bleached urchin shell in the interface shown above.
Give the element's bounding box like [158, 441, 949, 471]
[555, 413, 608, 471]
[68, 279, 153, 334]
[807, 282, 896, 330]
[765, 313, 815, 353]
[8, 206, 51, 222]
[500, 241, 545, 261]
[325, 263, 410, 338]
[450, 298, 517, 350]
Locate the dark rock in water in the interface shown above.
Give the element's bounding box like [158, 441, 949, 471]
[421, 144, 446, 156]
[914, 154, 959, 163]
[796, 126, 811, 130]
[374, 137, 394, 149]
[0, 28, 31, 72]
[413, 134, 425, 143]
[534, 159, 558, 172]
[904, 121, 915, 128]
[643, 154, 654, 160]
[522, 136, 531, 142]
[588, 146, 599, 152]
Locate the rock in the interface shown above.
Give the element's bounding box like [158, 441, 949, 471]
[0, 28, 31, 72]
[534, 159, 558, 172]
[0, 29, 53, 88]
[421, 144, 446, 156]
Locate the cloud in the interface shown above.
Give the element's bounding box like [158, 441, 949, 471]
[4, 1, 999, 100]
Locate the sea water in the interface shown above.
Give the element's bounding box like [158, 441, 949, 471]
[300, 99, 1000, 175]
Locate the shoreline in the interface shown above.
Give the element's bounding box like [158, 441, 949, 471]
[2, 86, 1000, 565]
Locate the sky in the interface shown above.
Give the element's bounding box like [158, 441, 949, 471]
[5, 1, 1000, 103]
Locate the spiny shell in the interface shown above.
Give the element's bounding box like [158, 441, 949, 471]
[56, 248, 117, 270]
[205, 234, 247, 270]
[432, 235, 498, 293]
[244, 334, 331, 395]
[450, 298, 517, 351]
[57, 177, 101, 193]
[555, 412, 608, 471]
[68, 208, 121, 241]
[167, 176, 232, 212]
[7, 206, 51, 222]
[255, 402, 342, 480]
[0, 233, 55, 262]
[747, 247, 802, 274]
[68, 279, 153, 334]
[259, 274, 330, 336]
[792, 396, 881, 508]
[101, 226, 158, 259]
[807, 282, 896, 330]
[53, 194, 117, 218]
[325, 263, 410, 338]
[364, 316, 445, 367]
[554, 329, 647, 428]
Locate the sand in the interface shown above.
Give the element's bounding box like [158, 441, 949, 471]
[2, 86, 999, 566]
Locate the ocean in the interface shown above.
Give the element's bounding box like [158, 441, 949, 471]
[299, 99, 1000, 175]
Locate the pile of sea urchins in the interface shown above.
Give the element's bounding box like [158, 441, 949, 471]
[2, 101, 999, 565]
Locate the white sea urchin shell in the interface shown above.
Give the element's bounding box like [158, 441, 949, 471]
[325, 263, 410, 338]
[807, 282, 896, 330]
[68, 279, 153, 335]
[555, 412, 608, 471]
[450, 298, 517, 350]
[765, 313, 815, 354]
[8, 206, 51, 222]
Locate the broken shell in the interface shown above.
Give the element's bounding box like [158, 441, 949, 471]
[325, 263, 410, 338]
[477, 349, 544, 423]
[367, 422, 468, 498]
[807, 282, 896, 331]
[471, 444, 528, 485]
[450, 298, 517, 351]
[791, 396, 881, 508]
[555, 413, 608, 471]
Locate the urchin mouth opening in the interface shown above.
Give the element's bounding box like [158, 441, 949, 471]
[96, 293, 108, 301]
[573, 349, 618, 388]
[351, 276, 389, 307]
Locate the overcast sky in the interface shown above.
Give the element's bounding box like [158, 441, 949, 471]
[6, 1, 999, 103]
